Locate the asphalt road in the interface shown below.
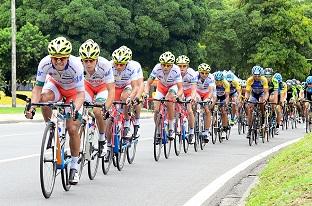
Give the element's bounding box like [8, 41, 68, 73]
[0, 119, 306, 205]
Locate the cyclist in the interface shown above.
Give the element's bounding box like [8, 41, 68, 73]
[238, 79, 247, 117]
[303, 76, 312, 119]
[120, 46, 143, 139]
[196, 63, 215, 143]
[105, 47, 139, 159]
[25, 37, 85, 185]
[245, 65, 269, 139]
[225, 71, 241, 125]
[144, 51, 183, 142]
[214, 71, 230, 132]
[79, 39, 115, 157]
[273, 73, 287, 134]
[176, 55, 197, 143]
[264, 68, 278, 133]
[294, 79, 304, 122]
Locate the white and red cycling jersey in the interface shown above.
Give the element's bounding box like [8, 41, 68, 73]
[196, 72, 215, 100]
[149, 63, 182, 99]
[36, 55, 84, 103]
[84, 57, 114, 103]
[131, 60, 143, 79]
[112, 60, 138, 100]
[182, 67, 197, 97]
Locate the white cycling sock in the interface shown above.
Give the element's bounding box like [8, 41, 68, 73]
[99, 132, 105, 141]
[124, 120, 130, 128]
[189, 128, 194, 134]
[134, 118, 140, 126]
[169, 120, 174, 130]
[71, 156, 79, 170]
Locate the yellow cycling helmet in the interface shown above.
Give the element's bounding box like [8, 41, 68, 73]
[159, 51, 175, 64]
[79, 39, 100, 60]
[197, 63, 211, 72]
[119, 45, 132, 60]
[176, 55, 190, 64]
[48, 36, 72, 57]
[112, 48, 131, 64]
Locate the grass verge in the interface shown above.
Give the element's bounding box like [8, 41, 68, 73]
[246, 134, 312, 206]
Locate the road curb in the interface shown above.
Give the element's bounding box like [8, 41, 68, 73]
[183, 136, 304, 206]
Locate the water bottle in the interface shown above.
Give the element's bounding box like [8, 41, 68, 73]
[88, 118, 95, 141]
[164, 119, 168, 136]
[183, 116, 188, 132]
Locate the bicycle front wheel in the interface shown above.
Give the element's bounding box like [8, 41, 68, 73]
[127, 139, 137, 164]
[88, 142, 100, 180]
[153, 116, 162, 161]
[211, 112, 217, 144]
[78, 124, 86, 179]
[61, 151, 71, 191]
[116, 137, 127, 171]
[164, 137, 172, 159]
[40, 123, 57, 199]
[174, 117, 182, 156]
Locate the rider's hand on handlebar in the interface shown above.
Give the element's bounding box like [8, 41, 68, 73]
[25, 106, 36, 119]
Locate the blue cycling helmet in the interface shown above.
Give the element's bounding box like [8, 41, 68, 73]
[273, 73, 282, 83]
[226, 72, 234, 81]
[306, 76, 312, 84]
[252, 65, 263, 75]
[214, 71, 224, 81]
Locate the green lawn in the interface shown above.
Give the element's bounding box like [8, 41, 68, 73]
[246, 134, 312, 206]
[0, 107, 41, 114]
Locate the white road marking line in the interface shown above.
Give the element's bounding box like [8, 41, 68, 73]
[0, 132, 41, 138]
[183, 137, 304, 206]
[0, 154, 40, 164]
[0, 138, 153, 164]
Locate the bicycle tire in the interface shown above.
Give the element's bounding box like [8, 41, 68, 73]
[225, 126, 231, 140]
[211, 112, 217, 144]
[88, 142, 100, 180]
[78, 124, 86, 179]
[194, 112, 200, 152]
[164, 137, 172, 159]
[40, 123, 57, 199]
[101, 146, 112, 175]
[174, 116, 182, 156]
[127, 139, 137, 164]
[153, 116, 162, 161]
[218, 115, 223, 143]
[116, 136, 127, 171]
[61, 151, 71, 191]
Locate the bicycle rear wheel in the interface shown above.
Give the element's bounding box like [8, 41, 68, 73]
[40, 123, 57, 199]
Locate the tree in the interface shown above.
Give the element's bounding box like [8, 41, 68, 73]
[241, 0, 312, 80]
[0, 22, 49, 81]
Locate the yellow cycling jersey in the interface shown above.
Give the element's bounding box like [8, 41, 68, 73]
[216, 80, 230, 96]
[246, 76, 268, 94]
[280, 82, 287, 94]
